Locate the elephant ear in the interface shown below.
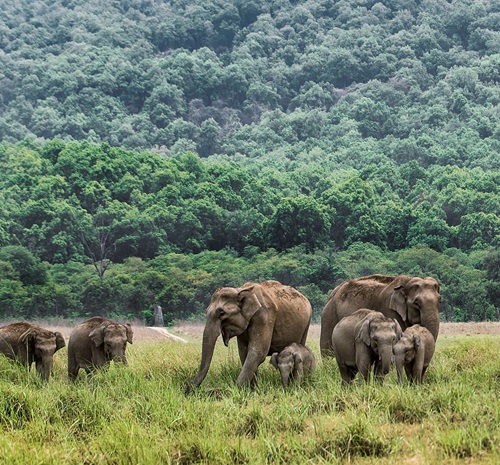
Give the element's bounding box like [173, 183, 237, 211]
[54, 332, 66, 351]
[293, 352, 303, 366]
[355, 319, 372, 347]
[238, 285, 264, 321]
[393, 320, 403, 341]
[270, 352, 279, 369]
[124, 323, 133, 344]
[89, 324, 107, 347]
[389, 276, 411, 321]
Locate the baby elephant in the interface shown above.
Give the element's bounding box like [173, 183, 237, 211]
[332, 309, 402, 384]
[270, 343, 315, 386]
[68, 316, 133, 380]
[0, 322, 65, 381]
[394, 324, 435, 384]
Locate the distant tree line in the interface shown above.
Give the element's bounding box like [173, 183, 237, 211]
[0, 141, 498, 323]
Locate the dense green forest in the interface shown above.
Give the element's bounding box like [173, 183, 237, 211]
[0, 0, 498, 323]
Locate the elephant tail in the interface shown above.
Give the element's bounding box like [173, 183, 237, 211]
[300, 320, 311, 346]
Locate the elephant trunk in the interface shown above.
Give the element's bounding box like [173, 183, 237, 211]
[378, 347, 393, 377]
[36, 356, 52, 381]
[420, 312, 440, 341]
[394, 352, 405, 383]
[188, 314, 221, 391]
[281, 370, 290, 387]
[114, 354, 128, 365]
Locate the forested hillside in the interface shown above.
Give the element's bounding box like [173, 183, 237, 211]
[0, 0, 498, 323]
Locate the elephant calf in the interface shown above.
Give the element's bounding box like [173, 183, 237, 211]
[270, 343, 315, 386]
[0, 322, 65, 381]
[68, 316, 133, 380]
[394, 324, 435, 384]
[332, 309, 402, 384]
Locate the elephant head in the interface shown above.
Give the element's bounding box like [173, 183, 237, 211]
[270, 350, 296, 387]
[20, 327, 65, 381]
[188, 284, 265, 389]
[394, 332, 418, 383]
[89, 322, 133, 364]
[355, 314, 402, 377]
[389, 277, 441, 340]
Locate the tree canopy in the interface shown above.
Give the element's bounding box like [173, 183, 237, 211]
[0, 0, 498, 323]
[0, 0, 498, 166]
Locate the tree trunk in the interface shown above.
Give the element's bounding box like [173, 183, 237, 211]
[153, 304, 164, 327]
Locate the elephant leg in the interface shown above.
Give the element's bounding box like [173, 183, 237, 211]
[236, 348, 266, 387]
[294, 361, 304, 384]
[359, 365, 371, 382]
[237, 336, 249, 366]
[421, 365, 428, 383]
[356, 349, 373, 383]
[236, 320, 274, 386]
[373, 360, 386, 383]
[320, 315, 338, 358]
[339, 365, 357, 384]
[68, 349, 80, 381]
[68, 365, 79, 381]
[405, 363, 414, 383]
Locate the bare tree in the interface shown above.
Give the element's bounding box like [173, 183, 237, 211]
[81, 214, 116, 281]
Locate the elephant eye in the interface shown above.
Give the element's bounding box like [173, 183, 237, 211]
[217, 308, 226, 317]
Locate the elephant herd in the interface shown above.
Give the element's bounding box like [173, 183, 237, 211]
[0, 274, 441, 388]
[188, 274, 440, 390]
[0, 317, 133, 381]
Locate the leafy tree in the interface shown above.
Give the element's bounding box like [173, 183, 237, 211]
[268, 195, 332, 252]
[0, 246, 47, 286]
[457, 213, 500, 251]
[483, 249, 500, 319]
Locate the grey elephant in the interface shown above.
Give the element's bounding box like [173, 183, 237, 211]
[270, 343, 315, 387]
[321, 274, 441, 357]
[331, 309, 402, 384]
[67, 316, 133, 380]
[0, 322, 66, 381]
[394, 324, 435, 384]
[187, 280, 312, 391]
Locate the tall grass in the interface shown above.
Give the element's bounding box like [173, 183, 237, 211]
[0, 334, 498, 464]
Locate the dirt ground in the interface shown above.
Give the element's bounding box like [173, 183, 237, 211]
[2, 321, 500, 342]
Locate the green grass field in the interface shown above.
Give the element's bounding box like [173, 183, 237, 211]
[0, 333, 498, 465]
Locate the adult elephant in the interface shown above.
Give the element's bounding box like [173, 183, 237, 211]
[320, 274, 441, 357]
[67, 317, 133, 380]
[0, 322, 66, 381]
[187, 280, 312, 391]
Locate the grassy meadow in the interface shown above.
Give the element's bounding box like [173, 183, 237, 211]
[0, 330, 499, 465]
